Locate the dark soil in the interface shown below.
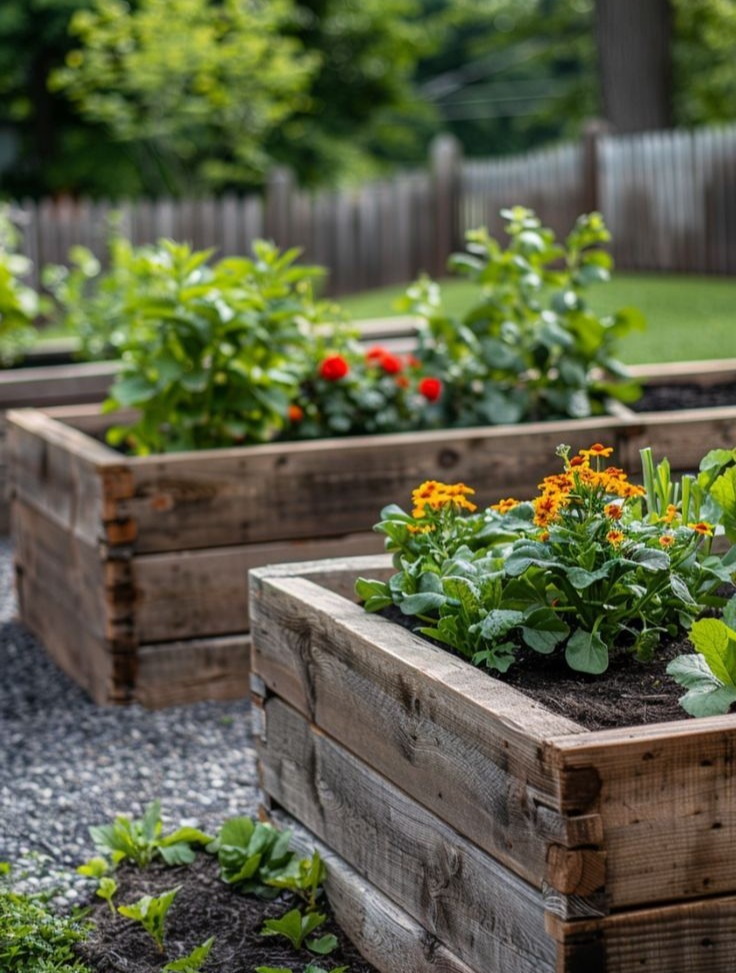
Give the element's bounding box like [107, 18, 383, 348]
[381, 605, 724, 732]
[633, 380, 736, 412]
[77, 856, 377, 973]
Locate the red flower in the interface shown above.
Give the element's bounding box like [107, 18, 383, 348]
[379, 352, 403, 374]
[365, 346, 387, 361]
[288, 404, 304, 423]
[418, 377, 442, 402]
[319, 355, 350, 381]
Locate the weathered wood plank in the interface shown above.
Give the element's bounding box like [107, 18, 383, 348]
[628, 358, 736, 386]
[547, 719, 736, 910]
[617, 406, 736, 472]
[274, 812, 480, 973]
[135, 531, 383, 642]
[259, 697, 557, 973]
[119, 416, 629, 553]
[6, 408, 134, 546]
[547, 891, 736, 973]
[135, 634, 251, 708]
[250, 571, 593, 901]
[0, 361, 116, 408]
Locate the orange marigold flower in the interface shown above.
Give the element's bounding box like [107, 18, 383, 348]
[411, 480, 477, 518]
[659, 534, 675, 547]
[661, 503, 678, 525]
[568, 456, 586, 468]
[688, 521, 714, 536]
[491, 497, 520, 514]
[604, 502, 623, 520]
[606, 529, 625, 546]
[538, 530, 550, 542]
[287, 404, 304, 423]
[319, 355, 349, 381]
[395, 375, 410, 389]
[407, 523, 433, 534]
[580, 443, 614, 459]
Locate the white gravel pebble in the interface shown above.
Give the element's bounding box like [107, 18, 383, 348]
[0, 538, 259, 901]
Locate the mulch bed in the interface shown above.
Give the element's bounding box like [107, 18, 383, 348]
[77, 855, 378, 973]
[633, 380, 736, 412]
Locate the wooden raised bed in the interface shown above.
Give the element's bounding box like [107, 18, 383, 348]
[250, 554, 736, 973]
[0, 355, 117, 533]
[7, 358, 736, 708]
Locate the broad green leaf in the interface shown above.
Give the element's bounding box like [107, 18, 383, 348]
[565, 628, 608, 674]
[307, 933, 339, 955]
[479, 609, 524, 640]
[521, 608, 569, 654]
[163, 937, 215, 972]
[667, 655, 736, 717]
[688, 618, 736, 687]
[399, 591, 446, 615]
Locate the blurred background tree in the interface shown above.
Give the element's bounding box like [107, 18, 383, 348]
[0, 0, 735, 199]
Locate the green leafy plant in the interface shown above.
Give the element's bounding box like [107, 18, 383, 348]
[162, 936, 215, 972]
[101, 239, 351, 453]
[264, 850, 327, 913]
[207, 817, 300, 899]
[0, 865, 92, 972]
[88, 799, 213, 867]
[399, 207, 644, 426]
[667, 597, 736, 716]
[118, 885, 180, 952]
[260, 908, 337, 955]
[0, 206, 40, 365]
[95, 876, 118, 914]
[357, 444, 735, 676]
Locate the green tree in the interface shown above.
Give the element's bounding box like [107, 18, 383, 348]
[266, 0, 437, 185]
[673, 0, 736, 125]
[50, 0, 318, 193]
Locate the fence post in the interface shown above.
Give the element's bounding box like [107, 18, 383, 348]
[430, 133, 462, 277]
[581, 118, 610, 214]
[265, 166, 295, 246]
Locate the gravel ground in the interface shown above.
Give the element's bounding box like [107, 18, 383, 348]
[0, 537, 258, 907]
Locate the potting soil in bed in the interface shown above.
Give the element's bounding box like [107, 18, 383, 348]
[633, 380, 736, 412]
[0, 538, 377, 972]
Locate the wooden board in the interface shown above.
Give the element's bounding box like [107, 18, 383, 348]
[135, 634, 251, 708]
[259, 697, 556, 973]
[135, 531, 383, 642]
[250, 572, 596, 908]
[275, 812, 479, 973]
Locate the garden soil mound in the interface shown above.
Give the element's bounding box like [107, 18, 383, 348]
[77, 856, 378, 973]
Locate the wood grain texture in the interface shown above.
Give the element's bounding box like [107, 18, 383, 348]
[135, 531, 383, 642]
[259, 697, 557, 973]
[119, 415, 628, 553]
[250, 572, 593, 903]
[134, 634, 251, 708]
[548, 892, 736, 973]
[549, 719, 736, 910]
[273, 812, 480, 973]
[0, 361, 116, 408]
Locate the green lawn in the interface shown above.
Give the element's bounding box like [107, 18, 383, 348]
[341, 273, 736, 365]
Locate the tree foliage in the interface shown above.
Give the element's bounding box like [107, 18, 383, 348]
[50, 0, 318, 193]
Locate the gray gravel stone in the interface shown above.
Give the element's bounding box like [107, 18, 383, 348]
[0, 538, 258, 900]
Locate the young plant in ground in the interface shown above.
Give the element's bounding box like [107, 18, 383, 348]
[88, 799, 213, 868]
[260, 907, 337, 955]
[95, 876, 118, 914]
[207, 817, 297, 898]
[398, 207, 644, 427]
[667, 596, 736, 716]
[162, 936, 215, 972]
[0, 206, 40, 365]
[264, 850, 326, 912]
[357, 444, 735, 676]
[118, 885, 180, 952]
[0, 864, 92, 972]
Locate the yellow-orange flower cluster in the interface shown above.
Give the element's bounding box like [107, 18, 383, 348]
[531, 446, 645, 528]
[411, 481, 478, 520]
[490, 497, 520, 514]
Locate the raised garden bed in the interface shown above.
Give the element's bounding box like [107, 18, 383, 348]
[7, 358, 736, 708]
[0, 353, 117, 533]
[250, 553, 736, 973]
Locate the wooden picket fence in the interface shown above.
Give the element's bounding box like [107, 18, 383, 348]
[11, 123, 736, 294]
